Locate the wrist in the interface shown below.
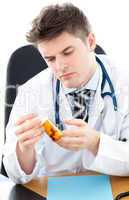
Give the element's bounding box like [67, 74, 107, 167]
[17, 141, 34, 153]
[88, 131, 100, 156]
[16, 142, 36, 174]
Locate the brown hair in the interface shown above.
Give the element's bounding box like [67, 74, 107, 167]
[26, 3, 92, 43]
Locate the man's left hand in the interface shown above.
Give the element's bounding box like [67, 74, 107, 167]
[57, 119, 100, 155]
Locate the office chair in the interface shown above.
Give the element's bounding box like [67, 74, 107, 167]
[1, 44, 105, 176]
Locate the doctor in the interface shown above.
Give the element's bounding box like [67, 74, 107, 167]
[3, 3, 129, 183]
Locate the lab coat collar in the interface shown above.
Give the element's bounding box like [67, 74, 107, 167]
[88, 55, 116, 128]
[88, 63, 105, 128]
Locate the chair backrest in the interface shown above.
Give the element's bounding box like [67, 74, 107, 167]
[95, 44, 106, 55]
[5, 45, 48, 128]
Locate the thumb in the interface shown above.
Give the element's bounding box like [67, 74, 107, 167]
[64, 118, 87, 127]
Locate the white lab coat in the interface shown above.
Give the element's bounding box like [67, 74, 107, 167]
[3, 54, 129, 183]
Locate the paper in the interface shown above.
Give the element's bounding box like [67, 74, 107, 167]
[48, 175, 113, 200]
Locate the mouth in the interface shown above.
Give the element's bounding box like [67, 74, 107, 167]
[60, 72, 76, 79]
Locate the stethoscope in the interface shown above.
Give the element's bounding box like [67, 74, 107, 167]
[114, 191, 129, 200]
[54, 55, 118, 130]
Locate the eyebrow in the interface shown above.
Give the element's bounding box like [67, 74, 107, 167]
[44, 45, 74, 59]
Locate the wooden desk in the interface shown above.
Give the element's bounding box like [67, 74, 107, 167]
[23, 172, 129, 199]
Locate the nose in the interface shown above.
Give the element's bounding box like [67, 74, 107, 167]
[55, 56, 67, 71]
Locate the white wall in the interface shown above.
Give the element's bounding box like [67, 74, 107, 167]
[0, 0, 129, 166]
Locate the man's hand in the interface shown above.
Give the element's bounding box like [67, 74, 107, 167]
[15, 113, 43, 174]
[57, 119, 100, 155]
[15, 113, 42, 152]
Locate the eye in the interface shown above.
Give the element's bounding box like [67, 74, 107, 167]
[64, 49, 74, 56]
[47, 57, 55, 62]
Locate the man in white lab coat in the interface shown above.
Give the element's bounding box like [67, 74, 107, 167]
[3, 3, 129, 183]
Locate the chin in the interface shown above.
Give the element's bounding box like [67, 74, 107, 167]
[63, 81, 79, 89]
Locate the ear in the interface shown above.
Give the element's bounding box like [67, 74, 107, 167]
[86, 32, 96, 51]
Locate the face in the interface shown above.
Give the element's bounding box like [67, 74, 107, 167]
[38, 31, 96, 88]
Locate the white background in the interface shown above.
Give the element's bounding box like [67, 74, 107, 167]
[0, 0, 129, 165]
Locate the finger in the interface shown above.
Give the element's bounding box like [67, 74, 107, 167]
[64, 119, 87, 127]
[58, 136, 84, 145]
[57, 137, 84, 150]
[15, 113, 37, 125]
[21, 135, 42, 148]
[16, 117, 41, 135]
[62, 129, 85, 137]
[17, 128, 43, 143]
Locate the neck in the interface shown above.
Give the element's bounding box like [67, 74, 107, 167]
[79, 57, 97, 88]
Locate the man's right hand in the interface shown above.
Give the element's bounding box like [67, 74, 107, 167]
[15, 113, 42, 152]
[15, 113, 43, 174]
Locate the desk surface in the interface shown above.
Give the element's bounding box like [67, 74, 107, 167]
[1, 172, 129, 199]
[23, 171, 129, 199]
